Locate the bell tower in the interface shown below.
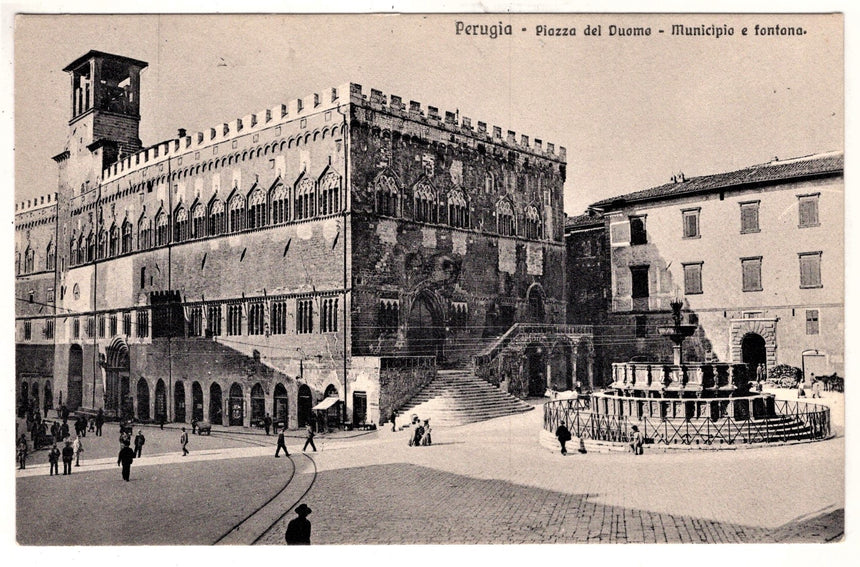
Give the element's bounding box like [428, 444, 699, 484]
[63, 50, 148, 168]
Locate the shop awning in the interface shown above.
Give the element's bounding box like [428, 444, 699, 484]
[312, 397, 341, 411]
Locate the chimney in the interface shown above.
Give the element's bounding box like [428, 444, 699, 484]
[177, 128, 187, 138]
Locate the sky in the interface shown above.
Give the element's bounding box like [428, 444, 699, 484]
[12, 12, 843, 216]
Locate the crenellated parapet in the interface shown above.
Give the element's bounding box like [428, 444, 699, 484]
[101, 83, 353, 183]
[349, 83, 566, 163]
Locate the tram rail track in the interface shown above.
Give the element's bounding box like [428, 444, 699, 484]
[210, 431, 318, 545]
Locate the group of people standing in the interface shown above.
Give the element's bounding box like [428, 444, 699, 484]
[407, 417, 432, 447]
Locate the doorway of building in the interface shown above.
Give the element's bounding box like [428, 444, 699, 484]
[192, 382, 204, 422]
[67, 345, 83, 411]
[155, 379, 167, 423]
[31, 382, 40, 416]
[174, 381, 186, 423]
[741, 333, 767, 377]
[297, 384, 312, 427]
[525, 344, 547, 397]
[250, 383, 265, 426]
[209, 383, 223, 425]
[527, 286, 545, 323]
[229, 383, 244, 426]
[137, 378, 150, 421]
[406, 292, 445, 360]
[44, 381, 53, 414]
[352, 391, 368, 426]
[105, 341, 130, 418]
[273, 383, 288, 429]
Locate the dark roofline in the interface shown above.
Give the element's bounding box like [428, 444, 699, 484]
[63, 50, 148, 72]
[590, 154, 843, 212]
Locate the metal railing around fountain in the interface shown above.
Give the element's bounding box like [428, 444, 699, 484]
[543, 398, 831, 446]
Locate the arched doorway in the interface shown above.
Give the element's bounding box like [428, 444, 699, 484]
[273, 383, 289, 428]
[297, 384, 312, 427]
[209, 383, 223, 425]
[192, 382, 204, 422]
[324, 384, 339, 398]
[251, 383, 265, 425]
[19, 381, 29, 418]
[228, 383, 244, 426]
[105, 339, 131, 419]
[31, 382, 40, 416]
[174, 381, 186, 423]
[43, 381, 53, 414]
[741, 333, 767, 377]
[548, 344, 572, 391]
[137, 378, 150, 421]
[67, 345, 83, 411]
[406, 291, 445, 360]
[527, 285, 545, 323]
[155, 379, 167, 423]
[525, 344, 547, 397]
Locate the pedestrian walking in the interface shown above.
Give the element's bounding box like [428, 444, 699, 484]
[117, 441, 135, 481]
[264, 413, 272, 435]
[555, 421, 572, 455]
[61, 440, 74, 474]
[134, 430, 146, 458]
[284, 503, 312, 545]
[275, 427, 290, 457]
[180, 427, 189, 456]
[797, 377, 807, 398]
[80, 416, 88, 437]
[812, 375, 823, 399]
[73, 435, 83, 467]
[302, 423, 317, 452]
[629, 425, 644, 455]
[17, 435, 28, 470]
[48, 443, 60, 476]
[95, 409, 104, 436]
[409, 421, 425, 447]
[390, 410, 397, 432]
[421, 419, 432, 446]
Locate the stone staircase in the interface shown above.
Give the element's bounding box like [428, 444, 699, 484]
[395, 369, 533, 427]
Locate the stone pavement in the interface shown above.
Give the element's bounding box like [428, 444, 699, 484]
[15, 391, 845, 545]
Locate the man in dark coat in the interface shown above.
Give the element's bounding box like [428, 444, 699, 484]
[264, 413, 272, 435]
[555, 421, 572, 456]
[95, 409, 104, 436]
[284, 503, 312, 545]
[60, 420, 70, 442]
[61, 404, 69, 421]
[48, 443, 60, 476]
[61, 440, 74, 474]
[275, 427, 290, 457]
[134, 431, 146, 458]
[117, 441, 135, 481]
[302, 424, 316, 452]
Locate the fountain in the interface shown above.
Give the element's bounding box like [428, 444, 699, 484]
[541, 299, 832, 450]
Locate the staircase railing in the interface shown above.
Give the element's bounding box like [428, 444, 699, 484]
[475, 323, 594, 365]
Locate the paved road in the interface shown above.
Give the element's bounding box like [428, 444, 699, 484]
[15, 391, 844, 545]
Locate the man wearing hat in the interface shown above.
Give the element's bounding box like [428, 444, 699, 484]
[61, 440, 74, 474]
[284, 503, 312, 545]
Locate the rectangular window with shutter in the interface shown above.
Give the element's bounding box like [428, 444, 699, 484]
[799, 252, 822, 288]
[740, 201, 760, 234]
[798, 194, 820, 228]
[806, 309, 820, 335]
[682, 209, 700, 238]
[683, 262, 703, 294]
[741, 257, 762, 292]
[629, 216, 647, 245]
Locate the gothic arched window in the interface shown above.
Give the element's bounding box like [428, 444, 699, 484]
[414, 180, 437, 223]
[448, 189, 469, 228]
